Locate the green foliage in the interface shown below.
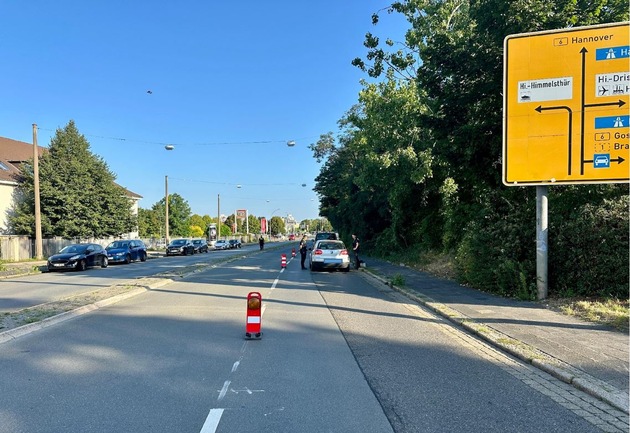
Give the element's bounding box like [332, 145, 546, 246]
[248, 214, 261, 234]
[309, 0, 629, 301]
[391, 274, 406, 286]
[550, 189, 629, 298]
[269, 216, 285, 236]
[151, 193, 192, 237]
[138, 207, 165, 237]
[8, 120, 136, 238]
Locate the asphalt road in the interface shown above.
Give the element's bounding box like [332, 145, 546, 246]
[0, 247, 607, 432]
[0, 245, 257, 312]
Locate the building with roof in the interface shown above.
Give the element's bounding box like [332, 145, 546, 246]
[0, 136, 142, 237]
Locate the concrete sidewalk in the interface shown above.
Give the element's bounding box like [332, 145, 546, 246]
[360, 257, 629, 414]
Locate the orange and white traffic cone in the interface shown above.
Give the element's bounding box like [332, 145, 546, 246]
[281, 253, 287, 268]
[291, 248, 296, 257]
[245, 292, 262, 339]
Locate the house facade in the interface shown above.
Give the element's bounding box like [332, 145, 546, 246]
[0, 136, 142, 238]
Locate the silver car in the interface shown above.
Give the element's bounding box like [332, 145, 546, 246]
[308, 239, 350, 272]
[214, 240, 230, 250]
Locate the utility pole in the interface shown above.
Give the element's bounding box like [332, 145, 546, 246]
[32, 124, 43, 259]
[217, 194, 221, 240]
[165, 175, 169, 245]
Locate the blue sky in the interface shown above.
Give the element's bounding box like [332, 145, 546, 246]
[1, 1, 407, 223]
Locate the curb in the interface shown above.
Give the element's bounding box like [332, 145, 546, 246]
[359, 269, 630, 414]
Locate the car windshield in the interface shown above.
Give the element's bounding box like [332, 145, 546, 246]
[317, 241, 344, 250]
[193, 240, 202, 245]
[59, 244, 87, 254]
[107, 241, 129, 249]
[171, 240, 186, 245]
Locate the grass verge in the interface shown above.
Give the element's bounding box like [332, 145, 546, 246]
[375, 249, 629, 333]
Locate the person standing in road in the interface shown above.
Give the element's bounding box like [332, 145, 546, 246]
[351, 234, 360, 269]
[299, 235, 308, 269]
[259, 235, 265, 250]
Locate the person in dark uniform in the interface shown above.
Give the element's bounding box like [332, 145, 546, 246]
[259, 235, 265, 250]
[299, 235, 308, 269]
[351, 234, 360, 269]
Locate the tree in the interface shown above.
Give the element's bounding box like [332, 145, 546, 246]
[269, 216, 285, 236]
[248, 214, 261, 234]
[138, 208, 162, 237]
[152, 193, 191, 237]
[8, 120, 136, 238]
[314, 0, 629, 299]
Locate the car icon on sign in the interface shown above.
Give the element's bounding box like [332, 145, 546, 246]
[594, 155, 610, 167]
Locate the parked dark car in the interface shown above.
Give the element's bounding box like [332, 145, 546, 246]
[229, 239, 242, 249]
[166, 239, 195, 256]
[106, 239, 148, 264]
[47, 243, 109, 272]
[192, 239, 209, 253]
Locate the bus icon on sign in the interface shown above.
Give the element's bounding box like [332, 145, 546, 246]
[594, 154, 610, 168]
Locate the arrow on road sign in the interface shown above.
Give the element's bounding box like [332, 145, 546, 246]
[584, 99, 626, 109]
[535, 105, 574, 175]
[584, 156, 626, 164]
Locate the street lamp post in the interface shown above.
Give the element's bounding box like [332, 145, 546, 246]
[165, 175, 169, 245]
[164, 145, 174, 246]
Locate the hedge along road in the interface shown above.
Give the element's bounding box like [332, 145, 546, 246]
[0, 244, 620, 432]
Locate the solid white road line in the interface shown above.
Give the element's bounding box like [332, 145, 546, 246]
[200, 409, 224, 433]
[199, 259, 286, 432]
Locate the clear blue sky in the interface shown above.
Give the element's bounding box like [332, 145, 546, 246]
[1, 1, 407, 223]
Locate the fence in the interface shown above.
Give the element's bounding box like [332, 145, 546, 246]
[0, 235, 255, 262]
[0, 236, 82, 261]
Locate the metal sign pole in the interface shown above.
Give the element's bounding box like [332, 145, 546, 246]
[536, 186, 548, 300]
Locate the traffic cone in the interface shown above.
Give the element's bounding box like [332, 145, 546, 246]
[281, 253, 287, 268]
[245, 292, 262, 339]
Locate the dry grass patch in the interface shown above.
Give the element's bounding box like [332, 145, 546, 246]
[544, 298, 629, 332]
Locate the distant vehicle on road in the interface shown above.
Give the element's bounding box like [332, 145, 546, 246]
[166, 239, 195, 256]
[288, 234, 296, 241]
[47, 243, 109, 272]
[214, 240, 230, 250]
[192, 239, 209, 253]
[229, 239, 242, 249]
[106, 240, 147, 264]
[309, 239, 350, 272]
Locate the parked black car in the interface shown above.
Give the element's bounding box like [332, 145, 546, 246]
[47, 243, 109, 272]
[192, 239, 209, 253]
[106, 239, 148, 264]
[229, 239, 242, 249]
[166, 239, 195, 256]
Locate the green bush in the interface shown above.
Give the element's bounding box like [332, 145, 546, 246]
[551, 195, 629, 298]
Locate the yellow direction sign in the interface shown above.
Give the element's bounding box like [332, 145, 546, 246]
[503, 22, 630, 186]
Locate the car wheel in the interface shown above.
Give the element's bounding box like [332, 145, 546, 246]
[342, 265, 350, 272]
[124, 254, 131, 264]
[77, 260, 87, 271]
[101, 256, 109, 268]
[140, 252, 147, 262]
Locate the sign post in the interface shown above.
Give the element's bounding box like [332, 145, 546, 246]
[503, 22, 629, 299]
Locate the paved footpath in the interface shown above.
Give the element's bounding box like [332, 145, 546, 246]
[360, 257, 629, 415]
